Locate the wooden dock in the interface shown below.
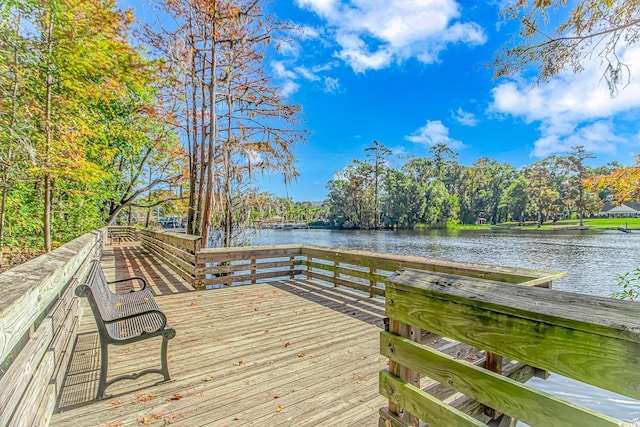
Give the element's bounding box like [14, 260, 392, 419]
[51, 242, 387, 426]
[6, 228, 636, 427]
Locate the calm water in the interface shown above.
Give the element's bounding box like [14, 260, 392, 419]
[250, 228, 640, 423]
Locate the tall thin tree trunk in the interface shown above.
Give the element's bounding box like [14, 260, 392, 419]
[201, 18, 218, 247]
[196, 31, 209, 241]
[187, 10, 200, 236]
[43, 9, 55, 252]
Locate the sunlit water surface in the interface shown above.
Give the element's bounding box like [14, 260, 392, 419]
[249, 228, 640, 424]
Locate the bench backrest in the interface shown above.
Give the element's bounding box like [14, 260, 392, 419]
[75, 261, 120, 326]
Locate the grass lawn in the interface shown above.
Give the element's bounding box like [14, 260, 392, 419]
[572, 217, 640, 229]
[432, 217, 640, 231]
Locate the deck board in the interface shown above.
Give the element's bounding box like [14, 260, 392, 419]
[52, 277, 387, 426]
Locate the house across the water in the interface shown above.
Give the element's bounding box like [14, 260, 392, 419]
[598, 201, 640, 218]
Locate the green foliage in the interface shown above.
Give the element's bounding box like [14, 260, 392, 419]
[495, 0, 640, 96]
[611, 269, 640, 301]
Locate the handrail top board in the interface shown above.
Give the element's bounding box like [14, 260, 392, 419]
[139, 229, 201, 242]
[198, 244, 303, 254]
[386, 268, 640, 343]
[301, 244, 566, 280]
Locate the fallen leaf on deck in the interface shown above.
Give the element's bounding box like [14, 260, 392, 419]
[273, 395, 280, 399]
[236, 360, 243, 365]
[166, 394, 182, 401]
[284, 342, 291, 347]
[276, 406, 282, 412]
[203, 376, 214, 382]
[297, 353, 305, 357]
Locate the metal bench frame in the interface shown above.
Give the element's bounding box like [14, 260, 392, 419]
[75, 260, 176, 399]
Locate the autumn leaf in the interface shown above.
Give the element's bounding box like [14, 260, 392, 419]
[166, 394, 182, 401]
[297, 352, 305, 358]
[284, 342, 291, 347]
[203, 376, 214, 382]
[276, 406, 283, 412]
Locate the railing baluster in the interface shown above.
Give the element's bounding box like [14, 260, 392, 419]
[250, 258, 256, 284]
[369, 266, 376, 298]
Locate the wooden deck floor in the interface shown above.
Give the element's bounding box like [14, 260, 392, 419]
[52, 256, 388, 427]
[101, 240, 195, 295]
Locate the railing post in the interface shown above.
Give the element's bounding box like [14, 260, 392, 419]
[369, 266, 376, 298]
[306, 255, 312, 280]
[386, 318, 421, 427]
[289, 255, 295, 279]
[334, 261, 340, 287]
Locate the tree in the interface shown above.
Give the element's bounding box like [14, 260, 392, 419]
[382, 169, 425, 229]
[500, 174, 530, 224]
[495, 1, 640, 95]
[567, 145, 595, 226]
[586, 155, 640, 202]
[147, 0, 305, 247]
[525, 161, 561, 227]
[365, 140, 392, 229]
[424, 181, 459, 227]
[326, 162, 375, 229]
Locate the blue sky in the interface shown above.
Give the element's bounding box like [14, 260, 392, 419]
[250, 0, 640, 201]
[125, 0, 640, 201]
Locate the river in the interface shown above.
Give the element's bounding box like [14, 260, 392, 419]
[249, 228, 640, 424]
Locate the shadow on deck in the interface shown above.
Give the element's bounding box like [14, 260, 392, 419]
[52, 274, 387, 426]
[101, 240, 194, 295]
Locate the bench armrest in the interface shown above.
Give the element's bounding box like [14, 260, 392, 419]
[108, 276, 147, 292]
[104, 309, 167, 331]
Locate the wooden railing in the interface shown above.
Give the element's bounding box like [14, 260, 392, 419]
[379, 268, 640, 427]
[191, 244, 564, 293]
[0, 230, 103, 426]
[106, 225, 138, 240]
[139, 229, 201, 286]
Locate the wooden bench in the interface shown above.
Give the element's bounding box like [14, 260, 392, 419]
[75, 260, 176, 399]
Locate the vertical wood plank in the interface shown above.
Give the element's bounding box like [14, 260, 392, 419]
[306, 256, 312, 281]
[334, 261, 340, 287]
[289, 256, 295, 279]
[399, 323, 421, 427]
[484, 352, 503, 419]
[251, 259, 256, 285]
[370, 266, 377, 298]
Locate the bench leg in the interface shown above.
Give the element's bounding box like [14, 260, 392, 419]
[160, 334, 171, 382]
[97, 340, 110, 400]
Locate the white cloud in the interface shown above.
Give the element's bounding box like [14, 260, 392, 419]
[281, 80, 300, 97]
[295, 66, 322, 81]
[405, 120, 465, 149]
[272, 61, 297, 80]
[323, 76, 341, 92]
[489, 44, 640, 157]
[272, 61, 340, 96]
[451, 107, 478, 126]
[295, 0, 486, 72]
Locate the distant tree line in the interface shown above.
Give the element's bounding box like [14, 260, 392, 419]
[324, 142, 628, 230]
